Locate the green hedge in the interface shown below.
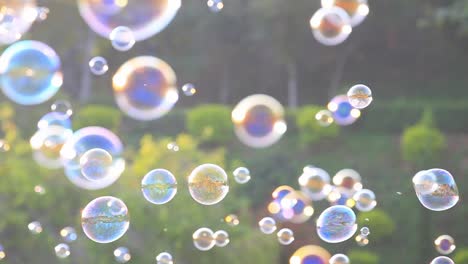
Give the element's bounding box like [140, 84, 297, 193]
[73, 105, 122, 132]
[186, 104, 233, 145]
[357, 209, 396, 242]
[454, 248, 468, 263]
[295, 105, 339, 145]
[348, 250, 379, 264]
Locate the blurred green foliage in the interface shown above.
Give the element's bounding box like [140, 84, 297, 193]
[295, 105, 339, 145]
[454, 248, 468, 263]
[73, 105, 122, 132]
[348, 250, 380, 264]
[357, 209, 396, 242]
[186, 105, 233, 145]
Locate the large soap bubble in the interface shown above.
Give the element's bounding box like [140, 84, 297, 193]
[413, 169, 459, 211]
[0, 0, 37, 45]
[316, 205, 357, 243]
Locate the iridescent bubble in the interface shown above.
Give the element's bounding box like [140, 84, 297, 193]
[430, 256, 454, 264]
[328, 95, 360, 126]
[214, 230, 230, 247]
[37, 112, 72, 130]
[0, 1, 37, 45]
[114, 247, 131, 263]
[299, 167, 332, 201]
[30, 125, 73, 169]
[28, 221, 42, 234]
[224, 214, 239, 227]
[181, 83, 196, 96]
[353, 189, 377, 212]
[51, 100, 73, 118]
[156, 252, 173, 264]
[0, 139, 11, 152]
[89, 56, 108, 75]
[193, 227, 215, 251]
[110, 26, 135, 51]
[60, 126, 125, 190]
[233, 167, 251, 184]
[316, 109, 334, 127]
[78, 0, 181, 41]
[355, 234, 369, 246]
[321, 0, 369, 26]
[81, 196, 130, 243]
[112, 56, 178, 120]
[207, 0, 224, 13]
[360, 226, 370, 237]
[60, 227, 77, 243]
[54, 243, 70, 259]
[0, 40, 62, 105]
[188, 164, 229, 205]
[277, 228, 294, 245]
[412, 169, 459, 211]
[289, 245, 331, 264]
[232, 94, 287, 148]
[316, 205, 357, 243]
[329, 253, 350, 264]
[332, 169, 362, 196]
[0, 244, 5, 260]
[347, 84, 373, 109]
[309, 7, 352, 46]
[434, 235, 456, 255]
[141, 169, 177, 205]
[258, 217, 277, 234]
[80, 148, 113, 181]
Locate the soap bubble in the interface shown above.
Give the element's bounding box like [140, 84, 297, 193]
[28, 221, 42, 234]
[272, 185, 295, 200]
[181, 83, 196, 96]
[233, 167, 251, 184]
[316, 205, 357, 243]
[276, 191, 314, 223]
[277, 228, 294, 245]
[80, 148, 113, 181]
[328, 95, 360, 126]
[0, 139, 10, 152]
[258, 217, 277, 234]
[347, 84, 373, 109]
[232, 94, 287, 148]
[309, 7, 352, 46]
[207, 0, 224, 12]
[224, 214, 240, 227]
[34, 185, 46, 195]
[89, 56, 108, 75]
[60, 126, 125, 190]
[81, 196, 130, 243]
[0, 0, 37, 45]
[214, 230, 230, 247]
[360, 227, 370, 237]
[329, 253, 350, 264]
[328, 188, 355, 207]
[35, 6, 49, 22]
[0, 40, 62, 105]
[110, 26, 135, 51]
[37, 112, 72, 130]
[78, 0, 181, 41]
[60, 227, 77, 243]
[332, 169, 362, 196]
[166, 142, 179, 152]
[412, 169, 459, 211]
[353, 189, 377, 212]
[434, 235, 456, 255]
[114, 247, 131, 263]
[355, 234, 369, 246]
[321, 0, 369, 26]
[54, 243, 70, 259]
[156, 252, 173, 264]
[193, 227, 215, 251]
[112, 56, 178, 120]
[51, 100, 73, 118]
[299, 167, 332, 201]
[30, 125, 73, 169]
[430, 256, 454, 264]
[188, 164, 229, 205]
[0, 244, 5, 260]
[141, 169, 177, 205]
[289, 245, 331, 264]
[316, 109, 334, 127]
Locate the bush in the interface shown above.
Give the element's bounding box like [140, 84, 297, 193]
[454, 248, 468, 263]
[186, 104, 233, 145]
[73, 105, 122, 132]
[296, 105, 339, 145]
[357, 209, 396, 241]
[348, 250, 379, 264]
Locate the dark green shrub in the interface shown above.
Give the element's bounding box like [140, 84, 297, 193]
[296, 105, 339, 145]
[454, 248, 468, 263]
[357, 209, 396, 241]
[186, 104, 233, 145]
[348, 250, 379, 264]
[73, 105, 122, 131]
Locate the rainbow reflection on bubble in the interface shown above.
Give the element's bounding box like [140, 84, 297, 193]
[0, 0, 38, 45]
[413, 169, 459, 211]
[310, 7, 352, 46]
[0, 40, 62, 105]
[268, 186, 314, 224]
[232, 94, 286, 148]
[141, 169, 178, 205]
[78, 0, 181, 41]
[316, 205, 357, 243]
[434, 235, 456, 255]
[289, 245, 331, 264]
[112, 56, 178, 120]
[333, 168, 362, 196]
[30, 125, 73, 169]
[327, 95, 360, 126]
[321, 0, 369, 27]
[298, 167, 332, 201]
[188, 164, 229, 205]
[60, 126, 125, 190]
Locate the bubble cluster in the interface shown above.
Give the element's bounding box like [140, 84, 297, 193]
[430, 256, 454, 264]
[28, 221, 42, 234]
[0, 40, 62, 105]
[214, 230, 230, 247]
[412, 169, 459, 211]
[188, 164, 229, 205]
[277, 228, 294, 245]
[110, 26, 135, 51]
[299, 167, 332, 201]
[258, 217, 277, 234]
[54, 243, 70, 259]
[309, 7, 352, 46]
[333, 169, 362, 195]
[316, 205, 357, 243]
[434, 235, 456, 255]
[347, 84, 373, 109]
[224, 214, 240, 227]
[289, 245, 331, 264]
[141, 169, 178, 205]
[0, 0, 37, 45]
[89, 56, 108, 75]
[81, 196, 130, 243]
[112, 56, 179, 120]
[182, 83, 197, 96]
[329, 253, 350, 264]
[207, 0, 224, 12]
[233, 167, 251, 184]
[80, 148, 113, 181]
[156, 252, 173, 264]
[114, 247, 131, 263]
[316, 109, 334, 127]
[322, 0, 369, 26]
[60, 227, 77, 243]
[193, 227, 215, 251]
[353, 189, 377, 212]
[232, 94, 287, 148]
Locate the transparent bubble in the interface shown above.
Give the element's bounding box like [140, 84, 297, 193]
[89, 56, 108, 75]
[258, 217, 277, 234]
[109, 26, 135, 51]
[34, 185, 46, 195]
[181, 83, 197, 96]
[309, 7, 352, 46]
[207, 0, 224, 13]
[60, 126, 125, 190]
[81, 196, 130, 243]
[360, 227, 370, 237]
[0, 40, 62, 105]
[0, 1, 37, 45]
[28, 221, 42, 234]
[233, 167, 251, 184]
[0, 244, 5, 260]
[214, 230, 230, 247]
[112, 56, 178, 120]
[80, 148, 113, 181]
[316, 205, 357, 243]
[54, 243, 70, 259]
[37, 112, 72, 130]
[224, 214, 239, 227]
[166, 142, 179, 152]
[328, 95, 360, 126]
[355, 234, 369, 246]
[347, 84, 373, 109]
[412, 169, 459, 211]
[35, 6, 49, 22]
[276, 191, 314, 224]
[299, 167, 332, 201]
[277, 228, 294, 245]
[156, 252, 173, 264]
[60, 227, 77, 243]
[50, 100, 73, 117]
[0, 139, 10, 152]
[332, 169, 362, 196]
[329, 253, 350, 264]
[232, 94, 287, 148]
[141, 169, 177, 205]
[192, 227, 215, 251]
[289, 245, 331, 264]
[353, 189, 377, 212]
[30, 125, 72, 168]
[431, 256, 454, 264]
[78, 0, 181, 41]
[188, 164, 229, 205]
[321, 0, 369, 26]
[316, 109, 334, 127]
[434, 235, 456, 255]
[114, 247, 131, 263]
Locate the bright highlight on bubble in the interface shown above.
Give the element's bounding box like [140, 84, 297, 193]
[353, 189, 377, 212]
[233, 167, 251, 184]
[430, 256, 455, 264]
[156, 252, 173, 264]
[110, 26, 135, 51]
[329, 253, 350, 264]
[214, 230, 230, 247]
[0, 0, 37, 45]
[54, 243, 70, 259]
[316, 205, 357, 243]
[60, 227, 77, 243]
[299, 167, 332, 201]
[258, 217, 277, 234]
[412, 169, 459, 211]
[321, 0, 369, 26]
[328, 96, 360, 126]
[316, 109, 334, 127]
[188, 164, 229, 205]
[89, 56, 108, 75]
[355, 234, 369, 246]
[277, 228, 294, 245]
[434, 235, 456, 255]
[347, 84, 373, 109]
[80, 148, 113, 181]
[310, 7, 352, 46]
[114, 247, 131, 263]
[207, 0, 224, 12]
[182, 83, 197, 96]
[289, 245, 331, 264]
[28, 221, 43, 234]
[193, 227, 215, 251]
[141, 169, 177, 205]
[167, 142, 179, 152]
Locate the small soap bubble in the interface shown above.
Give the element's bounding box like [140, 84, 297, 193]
[347, 84, 373, 109]
[0, 244, 5, 260]
[182, 83, 197, 96]
[329, 253, 350, 264]
[355, 234, 369, 246]
[299, 167, 331, 201]
[156, 252, 173, 264]
[167, 142, 179, 152]
[193, 227, 215, 251]
[110, 26, 135, 51]
[28, 221, 43, 235]
[316, 205, 357, 243]
[89, 56, 108, 75]
[54, 243, 70, 259]
[430, 256, 454, 264]
[114, 247, 131, 263]
[35, 7, 49, 22]
[321, 0, 369, 26]
[258, 217, 277, 234]
[51, 100, 73, 118]
[188, 164, 229, 205]
[309, 7, 352, 46]
[0, 139, 10, 152]
[233, 167, 251, 184]
[207, 0, 224, 12]
[277, 228, 294, 245]
[353, 189, 377, 212]
[333, 169, 362, 196]
[434, 235, 456, 255]
[60, 227, 77, 243]
[214, 230, 230, 247]
[316, 109, 334, 127]
[224, 214, 240, 227]
[141, 169, 177, 205]
[360, 227, 370, 237]
[79, 148, 113, 181]
[34, 184, 46, 196]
